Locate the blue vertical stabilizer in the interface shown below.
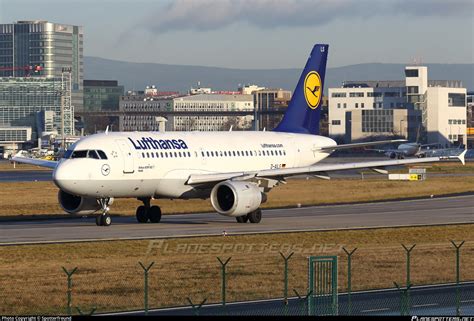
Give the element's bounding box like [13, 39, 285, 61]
[274, 44, 329, 135]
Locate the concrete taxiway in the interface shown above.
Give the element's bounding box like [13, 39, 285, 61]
[0, 195, 472, 245]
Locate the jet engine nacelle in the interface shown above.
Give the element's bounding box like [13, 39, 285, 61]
[58, 190, 113, 215]
[210, 181, 264, 217]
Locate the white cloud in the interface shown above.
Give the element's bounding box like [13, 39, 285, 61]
[141, 0, 473, 33]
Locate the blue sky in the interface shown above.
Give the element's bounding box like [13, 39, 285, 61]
[1, 0, 473, 68]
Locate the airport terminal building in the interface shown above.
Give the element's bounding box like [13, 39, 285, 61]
[328, 66, 467, 146]
[119, 87, 177, 132]
[173, 94, 254, 131]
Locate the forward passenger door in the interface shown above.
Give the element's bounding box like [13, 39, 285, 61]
[116, 139, 135, 174]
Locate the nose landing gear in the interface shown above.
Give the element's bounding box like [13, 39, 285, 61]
[96, 198, 112, 226]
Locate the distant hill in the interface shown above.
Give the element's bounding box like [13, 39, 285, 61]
[84, 56, 474, 93]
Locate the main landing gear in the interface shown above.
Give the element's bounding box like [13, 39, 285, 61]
[136, 197, 162, 223]
[235, 208, 262, 224]
[96, 198, 112, 226]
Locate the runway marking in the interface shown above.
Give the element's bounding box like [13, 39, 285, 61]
[360, 307, 390, 313]
[413, 303, 438, 307]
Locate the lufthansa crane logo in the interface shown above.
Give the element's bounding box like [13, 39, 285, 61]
[304, 71, 322, 109]
[101, 164, 111, 176]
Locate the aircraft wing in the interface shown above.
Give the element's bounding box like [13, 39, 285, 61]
[317, 139, 406, 152]
[186, 151, 466, 185]
[11, 153, 58, 169]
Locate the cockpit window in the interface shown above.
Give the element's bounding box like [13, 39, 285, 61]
[66, 149, 108, 160]
[87, 150, 100, 159]
[97, 150, 108, 159]
[71, 150, 88, 158]
[63, 149, 73, 159]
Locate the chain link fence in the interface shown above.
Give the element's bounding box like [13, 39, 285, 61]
[0, 239, 473, 315]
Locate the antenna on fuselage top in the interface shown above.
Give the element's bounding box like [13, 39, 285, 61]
[229, 125, 233, 132]
[105, 126, 109, 135]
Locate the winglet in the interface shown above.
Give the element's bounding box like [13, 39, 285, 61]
[445, 149, 467, 165]
[457, 149, 467, 166]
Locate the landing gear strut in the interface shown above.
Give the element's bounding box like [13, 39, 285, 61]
[96, 198, 112, 226]
[235, 208, 262, 224]
[136, 197, 162, 223]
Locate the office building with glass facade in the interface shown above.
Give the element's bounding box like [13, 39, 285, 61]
[0, 77, 73, 145]
[0, 20, 84, 110]
[83, 80, 124, 111]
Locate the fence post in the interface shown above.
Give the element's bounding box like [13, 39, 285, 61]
[451, 240, 465, 316]
[62, 266, 78, 315]
[293, 289, 313, 316]
[394, 282, 411, 316]
[401, 244, 416, 288]
[139, 261, 155, 315]
[342, 247, 357, 315]
[401, 244, 415, 308]
[187, 297, 207, 316]
[217, 257, 231, 308]
[279, 252, 294, 306]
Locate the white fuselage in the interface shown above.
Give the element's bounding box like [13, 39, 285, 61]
[53, 131, 336, 199]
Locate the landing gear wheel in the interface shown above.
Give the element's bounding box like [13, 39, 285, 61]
[96, 213, 112, 226]
[96, 197, 112, 226]
[236, 215, 249, 223]
[248, 209, 262, 224]
[149, 206, 162, 223]
[102, 214, 112, 226]
[136, 205, 149, 223]
[96, 215, 102, 226]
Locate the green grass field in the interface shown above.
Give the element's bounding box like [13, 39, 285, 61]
[0, 224, 472, 314]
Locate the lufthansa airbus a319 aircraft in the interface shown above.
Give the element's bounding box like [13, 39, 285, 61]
[13, 44, 466, 226]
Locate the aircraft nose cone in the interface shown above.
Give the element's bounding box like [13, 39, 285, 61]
[53, 161, 76, 193]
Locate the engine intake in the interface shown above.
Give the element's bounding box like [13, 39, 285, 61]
[210, 181, 264, 217]
[58, 190, 113, 215]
